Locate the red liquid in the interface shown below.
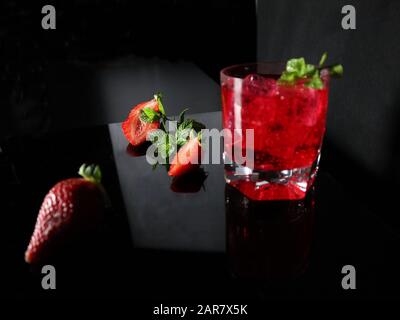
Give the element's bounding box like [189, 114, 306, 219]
[222, 73, 329, 200]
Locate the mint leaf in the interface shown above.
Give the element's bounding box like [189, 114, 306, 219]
[158, 133, 176, 161]
[147, 129, 165, 145]
[279, 71, 296, 84]
[178, 118, 205, 133]
[175, 127, 191, 147]
[319, 52, 328, 67]
[279, 53, 343, 89]
[305, 64, 316, 75]
[305, 70, 324, 89]
[149, 129, 176, 162]
[329, 64, 343, 78]
[178, 108, 189, 126]
[179, 119, 193, 131]
[142, 101, 207, 169]
[279, 57, 316, 84]
[140, 107, 160, 123]
[191, 120, 206, 133]
[287, 58, 306, 75]
[175, 110, 205, 147]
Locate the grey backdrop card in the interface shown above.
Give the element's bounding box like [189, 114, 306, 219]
[108, 111, 225, 252]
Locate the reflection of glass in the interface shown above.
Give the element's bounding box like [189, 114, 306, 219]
[225, 184, 315, 281]
[221, 63, 329, 200]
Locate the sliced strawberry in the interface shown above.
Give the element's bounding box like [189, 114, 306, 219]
[168, 137, 202, 177]
[122, 98, 160, 147]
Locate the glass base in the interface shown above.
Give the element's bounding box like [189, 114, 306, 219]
[224, 155, 320, 201]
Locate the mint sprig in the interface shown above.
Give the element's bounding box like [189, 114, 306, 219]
[142, 93, 205, 168]
[278, 52, 343, 89]
[148, 130, 176, 163]
[175, 109, 205, 147]
[279, 57, 316, 84]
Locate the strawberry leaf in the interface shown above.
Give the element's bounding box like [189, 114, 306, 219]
[93, 165, 102, 182]
[78, 163, 102, 184]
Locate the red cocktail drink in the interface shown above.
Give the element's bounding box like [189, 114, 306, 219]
[221, 63, 329, 200]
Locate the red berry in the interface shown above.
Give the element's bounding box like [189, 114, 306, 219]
[25, 165, 105, 264]
[122, 98, 160, 147]
[168, 137, 202, 177]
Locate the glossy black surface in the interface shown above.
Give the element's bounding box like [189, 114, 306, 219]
[2, 111, 400, 300]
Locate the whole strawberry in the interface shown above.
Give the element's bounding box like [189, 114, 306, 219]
[25, 164, 106, 264]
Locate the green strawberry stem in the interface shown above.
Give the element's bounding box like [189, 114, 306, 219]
[78, 164, 111, 208]
[79, 163, 102, 184]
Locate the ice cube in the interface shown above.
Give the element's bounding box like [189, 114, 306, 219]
[242, 74, 277, 97]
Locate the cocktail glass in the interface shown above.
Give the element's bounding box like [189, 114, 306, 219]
[221, 62, 329, 200]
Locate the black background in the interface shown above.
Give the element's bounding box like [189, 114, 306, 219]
[1, 0, 400, 305]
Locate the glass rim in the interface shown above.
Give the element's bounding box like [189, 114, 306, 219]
[220, 61, 286, 79]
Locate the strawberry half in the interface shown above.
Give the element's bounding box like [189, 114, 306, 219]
[24, 164, 106, 264]
[168, 137, 202, 177]
[121, 96, 161, 147]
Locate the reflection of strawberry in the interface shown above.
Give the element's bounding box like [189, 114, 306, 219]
[25, 164, 106, 264]
[170, 168, 207, 193]
[122, 95, 162, 147]
[126, 142, 150, 157]
[168, 137, 202, 177]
